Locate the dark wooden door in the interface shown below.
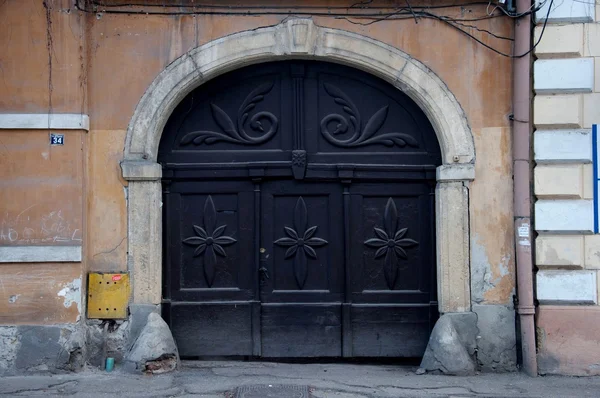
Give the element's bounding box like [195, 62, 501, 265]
[159, 61, 441, 358]
[260, 181, 344, 357]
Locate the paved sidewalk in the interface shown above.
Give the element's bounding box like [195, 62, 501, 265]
[1, 361, 600, 397]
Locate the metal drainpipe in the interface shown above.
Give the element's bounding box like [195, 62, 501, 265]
[513, 0, 537, 377]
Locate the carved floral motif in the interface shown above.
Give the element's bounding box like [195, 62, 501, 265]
[182, 196, 237, 287]
[274, 197, 328, 289]
[321, 83, 419, 148]
[180, 82, 278, 146]
[364, 198, 419, 290]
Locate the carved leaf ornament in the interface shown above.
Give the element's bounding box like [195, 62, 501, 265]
[274, 197, 328, 289]
[321, 83, 420, 148]
[364, 198, 419, 290]
[180, 82, 279, 146]
[182, 196, 237, 287]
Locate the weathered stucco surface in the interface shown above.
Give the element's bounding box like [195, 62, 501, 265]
[0, 263, 82, 324]
[0, 130, 84, 246]
[537, 306, 600, 375]
[470, 128, 516, 305]
[87, 130, 128, 272]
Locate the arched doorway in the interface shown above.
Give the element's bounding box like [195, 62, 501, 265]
[158, 61, 442, 358]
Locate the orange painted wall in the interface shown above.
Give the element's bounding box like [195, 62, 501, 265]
[0, 0, 515, 324]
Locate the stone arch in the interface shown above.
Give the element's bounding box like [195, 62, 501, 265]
[124, 19, 473, 165]
[121, 19, 475, 314]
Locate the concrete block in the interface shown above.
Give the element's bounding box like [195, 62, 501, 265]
[536, 0, 594, 23]
[534, 24, 583, 58]
[436, 181, 470, 313]
[536, 235, 584, 268]
[534, 164, 584, 199]
[585, 24, 600, 56]
[534, 95, 583, 129]
[0, 246, 82, 263]
[436, 164, 475, 181]
[472, 304, 517, 372]
[128, 304, 161, 350]
[0, 327, 19, 375]
[420, 313, 477, 375]
[128, 181, 162, 304]
[537, 305, 600, 375]
[534, 129, 592, 163]
[0, 114, 90, 131]
[535, 200, 594, 233]
[124, 313, 179, 374]
[13, 326, 84, 373]
[534, 58, 593, 94]
[121, 161, 162, 181]
[583, 93, 600, 128]
[595, 58, 600, 92]
[583, 163, 594, 199]
[537, 270, 597, 304]
[584, 235, 600, 268]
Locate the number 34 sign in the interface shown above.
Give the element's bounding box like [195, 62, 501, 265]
[50, 133, 64, 145]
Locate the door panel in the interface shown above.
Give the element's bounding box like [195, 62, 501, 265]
[166, 181, 256, 301]
[350, 305, 431, 357]
[170, 302, 255, 356]
[260, 181, 344, 302]
[259, 180, 344, 357]
[346, 182, 436, 357]
[164, 181, 259, 356]
[261, 304, 342, 357]
[348, 183, 434, 302]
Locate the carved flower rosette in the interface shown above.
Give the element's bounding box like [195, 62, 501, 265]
[274, 197, 328, 289]
[364, 198, 419, 290]
[182, 196, 237, 287]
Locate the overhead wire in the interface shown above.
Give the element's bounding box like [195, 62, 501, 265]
[84, 1, 498, 10]
[73, 0, 549, 59]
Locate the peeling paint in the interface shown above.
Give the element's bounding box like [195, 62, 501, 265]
[471, 234, 493, 303]
[471, 234, 513, 303]
[57, 278, 82, 316]
[498, 255, 510, 277]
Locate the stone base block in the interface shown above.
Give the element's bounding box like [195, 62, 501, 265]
[0, 321, 133, 375]
[124, 313, 179, 374]
[537, 305, 600, 375]
[420, 312, 478, 375]
[473, 304, 517, 372]
[0, 325, 84, 375]
[420, 306, 517, 375]
[128, 304, 160, 349]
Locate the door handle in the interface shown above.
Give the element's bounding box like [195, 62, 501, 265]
[258, 266, 270, 282]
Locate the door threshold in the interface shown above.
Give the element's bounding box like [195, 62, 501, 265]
[182, 356, 422, 366]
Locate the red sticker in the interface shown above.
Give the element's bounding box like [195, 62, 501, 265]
[112, 275, 122, 281]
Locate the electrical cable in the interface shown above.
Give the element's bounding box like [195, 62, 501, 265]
[73, 0, 548, 59]
[86, 1, 496, 10]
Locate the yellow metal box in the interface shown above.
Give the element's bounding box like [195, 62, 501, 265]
[87, 272, 130, 319]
